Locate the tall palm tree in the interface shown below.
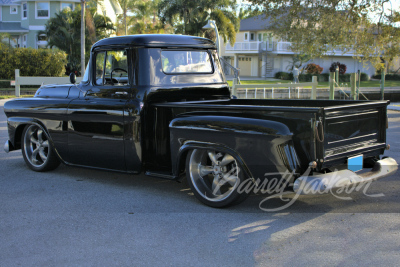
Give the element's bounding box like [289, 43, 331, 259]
[158, 0, 239, 44]
[42, 6, 115, 74]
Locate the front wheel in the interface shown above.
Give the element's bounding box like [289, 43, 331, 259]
[186, 149, 249, 208]
[21, 125, 60, 172]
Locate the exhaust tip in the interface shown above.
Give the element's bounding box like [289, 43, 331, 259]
[309, 161, 317, 169]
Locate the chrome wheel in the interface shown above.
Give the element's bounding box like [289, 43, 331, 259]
[188, 149, 241, 202]
[24, 125, 49, 167]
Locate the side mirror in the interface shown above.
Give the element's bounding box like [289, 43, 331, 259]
[69, 72, 76, 84]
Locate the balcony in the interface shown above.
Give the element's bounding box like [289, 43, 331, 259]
[225, 41, 274, 53]
[225, 41, 359, 56]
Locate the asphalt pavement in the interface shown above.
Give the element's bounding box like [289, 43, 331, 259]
[1, 98, 400, 266]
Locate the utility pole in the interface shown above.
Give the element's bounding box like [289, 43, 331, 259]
[81, 0, 86, 76]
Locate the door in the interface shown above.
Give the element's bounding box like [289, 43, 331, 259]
[67, 48, 132, 171]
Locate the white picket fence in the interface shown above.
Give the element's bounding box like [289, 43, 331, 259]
[14, 69, 82, 97]
[231, 76, 319, 99]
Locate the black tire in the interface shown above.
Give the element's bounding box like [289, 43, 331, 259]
[21, 124, 60, 172]
[185, 149, 249, 208]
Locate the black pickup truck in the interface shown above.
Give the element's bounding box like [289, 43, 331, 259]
[3, 34, 398, 207]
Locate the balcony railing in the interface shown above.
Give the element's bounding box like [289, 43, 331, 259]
[226, 41, 359, 56]
[225, 41, 274, 52]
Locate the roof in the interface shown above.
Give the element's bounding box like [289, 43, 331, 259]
[0, 22, 29, 33]
[239, 14, 273, 31]
[0, 0, 16, 5]
[92, 34, 216, 50]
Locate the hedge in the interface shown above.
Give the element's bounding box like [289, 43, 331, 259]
[0, 44, 67, 79]
[371, 73, 400, 81]
[274, 71, 294, 80]
[276, 72, 369, 82]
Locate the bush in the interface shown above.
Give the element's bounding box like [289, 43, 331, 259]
[305, 63, 323, 75]
[299, 73, 314, 82]
[371, 73, 400, 80]
[329, 62, 347, 74]
[360, 72, 369, 81]
[0, 44, 67, 79]
[319, 73, 330, 82]
[274, 71, 293, 80]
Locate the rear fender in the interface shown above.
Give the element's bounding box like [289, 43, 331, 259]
[170, 116, 298, 181]
[175, 141, 254, 182]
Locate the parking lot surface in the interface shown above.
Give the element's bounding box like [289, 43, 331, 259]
[1, 98, 399, 266]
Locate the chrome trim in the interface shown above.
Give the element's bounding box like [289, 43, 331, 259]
[4, 140, 10, 153]
[293, 157, 398, 195]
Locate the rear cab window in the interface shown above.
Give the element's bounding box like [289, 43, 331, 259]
[161, 50, 213, 74]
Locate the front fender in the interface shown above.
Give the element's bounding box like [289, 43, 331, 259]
[170, 116, 300, 181]
[5, 117, 65, 164]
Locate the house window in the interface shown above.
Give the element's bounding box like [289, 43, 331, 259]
[10, 5, 18, 14]
[23, 35, 27, 48]
[250, 33, 255, 41]
[37, 34, 47, 48]
[38, 34, 47, 41]
[244, 33, 248, 41]
[36, 2, 50, 19]
[61, 3, 74, 11]
[22, 3, 28, 19]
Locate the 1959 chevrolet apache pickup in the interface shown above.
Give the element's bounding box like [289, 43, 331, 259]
[3, 34, 398, 207]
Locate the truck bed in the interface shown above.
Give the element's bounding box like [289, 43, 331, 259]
[152, 99, 389, 173]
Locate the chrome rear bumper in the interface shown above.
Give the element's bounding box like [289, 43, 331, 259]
[293, 157, 398, 195]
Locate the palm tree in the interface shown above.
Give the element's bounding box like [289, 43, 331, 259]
[158, 0, 239, 44]
[42, 6, 115, 74]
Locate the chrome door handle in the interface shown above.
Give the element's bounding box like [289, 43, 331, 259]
[115, 91, 128, 95]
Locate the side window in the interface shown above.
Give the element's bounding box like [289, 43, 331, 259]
[95, 50, 128, 86]
[95, 52, 105, 85]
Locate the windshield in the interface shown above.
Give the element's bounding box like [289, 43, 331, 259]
[82, 63, 90, 83]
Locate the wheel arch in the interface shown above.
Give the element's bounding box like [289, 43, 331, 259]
[7, 118, 64, 163]
[175, 141, 254, 182]
[169, 115, 298, 181]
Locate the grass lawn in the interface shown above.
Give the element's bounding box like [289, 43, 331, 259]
[227, 80, 400, 88]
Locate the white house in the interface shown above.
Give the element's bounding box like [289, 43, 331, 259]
[219, 14, 378, 77]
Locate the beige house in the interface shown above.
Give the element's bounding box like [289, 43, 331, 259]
[219, 15, 378, 78]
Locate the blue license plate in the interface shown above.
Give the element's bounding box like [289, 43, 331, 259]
[348, 155, 363, 172]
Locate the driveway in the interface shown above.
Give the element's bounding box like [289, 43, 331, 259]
[1, 99, 399, 266]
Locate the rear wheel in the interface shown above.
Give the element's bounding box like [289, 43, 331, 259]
[21, 125, 60, 172]
[186, 149, 249, 208]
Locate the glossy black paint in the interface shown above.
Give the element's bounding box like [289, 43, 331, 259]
[3, 34, 391, 182]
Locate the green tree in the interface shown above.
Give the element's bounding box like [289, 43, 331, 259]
[129, 0, 170, 34]
[41, 5, 115, 74]
[158, 0, 239, 44]
[248, 0, 400, 68]
[117, 0, 137, 35]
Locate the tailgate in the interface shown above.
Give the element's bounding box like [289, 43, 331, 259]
[320, 101, 388, 169]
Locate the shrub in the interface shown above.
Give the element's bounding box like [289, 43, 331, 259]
[274, 71, 293, 80]
[299, 73, 313, 82]
[329, 62, 347, 74]
[0, 44, 67, 79]
[371, 73, 400, 80]
[360, 72, 369, 81]
[319, 73, 330, 82]
[305, 63, 323, 75]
